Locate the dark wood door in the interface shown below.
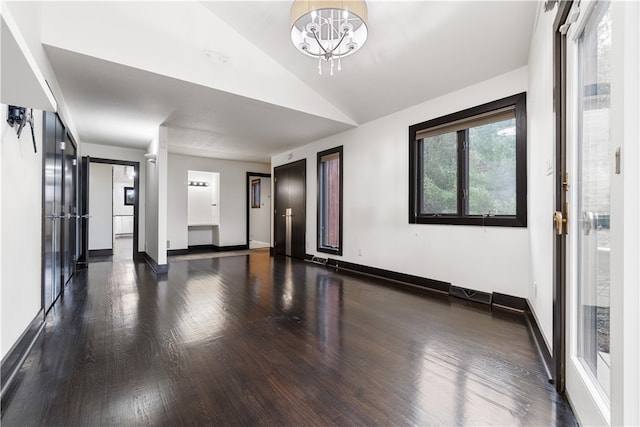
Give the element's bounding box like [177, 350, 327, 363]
[42, 112, 64, 312]
[274, 160, 306, 258]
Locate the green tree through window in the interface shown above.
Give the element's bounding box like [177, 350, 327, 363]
[422, 132, 457, 214]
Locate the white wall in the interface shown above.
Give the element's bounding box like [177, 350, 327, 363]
[1, 106, 43, 359]
[113, 166, 134, 235]
[167, 153, 269, 250]
[88, 162, 112, 250]
[81, 143, 146, 252]
[272, 67, 532, 298]
[526, 5, 557, 351]
[249, 176, 270, 244]
[113, 182, 133, 217]
[1, 2, 81, 361]
[113, 165, 133, 216]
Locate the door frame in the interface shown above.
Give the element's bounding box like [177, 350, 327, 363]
[85, 157, 140, 260]
[555, 2, 640, 425]
[552, 0, 574, 393]
[62, 133, 78, 285]
[245, 172, 271, 249]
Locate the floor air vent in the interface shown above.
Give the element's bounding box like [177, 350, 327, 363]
[448, 285, 492, 305]
[308, 256, 328, 266]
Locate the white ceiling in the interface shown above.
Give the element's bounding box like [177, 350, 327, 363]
[37, 1, 538, 163]
[44, 45, 354, 163]
[206, 1, 537, 124]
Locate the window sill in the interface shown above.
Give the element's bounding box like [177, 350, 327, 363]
[410, 215, 527, 227]
[318, 246, 342, 256]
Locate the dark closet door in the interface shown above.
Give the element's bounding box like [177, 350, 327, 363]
[62, 134, 77, 284]
[42, 112, 64, 312]
[274, 159, 306, 259]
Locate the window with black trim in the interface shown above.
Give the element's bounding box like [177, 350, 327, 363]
[317, 146, 343, 255]
[409, 92, 527, 227]
[251, 179, 261, 208]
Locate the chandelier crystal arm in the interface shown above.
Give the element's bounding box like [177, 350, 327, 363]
[310, 28, 349, 58]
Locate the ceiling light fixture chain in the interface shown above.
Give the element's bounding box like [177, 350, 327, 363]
[290, 0, 368, 75]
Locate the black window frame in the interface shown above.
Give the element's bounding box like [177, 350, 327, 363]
[251, 179, 261, 208]
[409, 92, 527, 227]
[317, 146, 343, 255]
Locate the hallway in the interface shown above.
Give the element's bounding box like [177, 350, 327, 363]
[1, 253, 576, 425]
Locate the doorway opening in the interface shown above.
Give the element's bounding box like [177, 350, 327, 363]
[246, 172, 271, 250]
[82, 158, 140, 262]
[112, 165, 136, 260]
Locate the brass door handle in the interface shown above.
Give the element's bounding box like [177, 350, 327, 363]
[554, 210, 567, 235]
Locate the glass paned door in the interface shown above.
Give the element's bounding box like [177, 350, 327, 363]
[576, 0, 612, 398]
[563, 0, 639, 424]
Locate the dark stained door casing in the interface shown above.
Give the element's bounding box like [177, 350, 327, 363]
[274, 159, 306, 259]
[62, 133, 77, 284]
[77, 156, 90, 269]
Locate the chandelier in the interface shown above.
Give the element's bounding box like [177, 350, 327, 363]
[290, 0, 368, 75]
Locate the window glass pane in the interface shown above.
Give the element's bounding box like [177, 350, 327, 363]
[251, 179, 260, 208]
[421, 132, 457, 214]
[577, 0, 611, 398]
[319, 155, 340, 250]
[468, 118, 517, 215]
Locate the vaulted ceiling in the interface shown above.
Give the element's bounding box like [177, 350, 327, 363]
[30, 1, 537, 162]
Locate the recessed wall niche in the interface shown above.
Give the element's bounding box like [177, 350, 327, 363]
[187, 170, 220, 246]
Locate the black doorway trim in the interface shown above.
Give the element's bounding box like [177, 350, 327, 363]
[552, 0, 573, 394]
[245, 172, 271, 249]
[88, 157, 141, 261]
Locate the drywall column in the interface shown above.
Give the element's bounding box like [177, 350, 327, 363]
[157, 128, 168, 265]
[144, 127, 168, 269]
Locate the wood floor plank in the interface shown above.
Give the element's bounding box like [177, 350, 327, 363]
[1, 250, 576, 426]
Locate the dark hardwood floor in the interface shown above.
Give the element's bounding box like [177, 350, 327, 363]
[1, 250, 576, 426]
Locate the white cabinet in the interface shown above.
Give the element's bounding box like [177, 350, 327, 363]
[114, 216, 134, 235]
